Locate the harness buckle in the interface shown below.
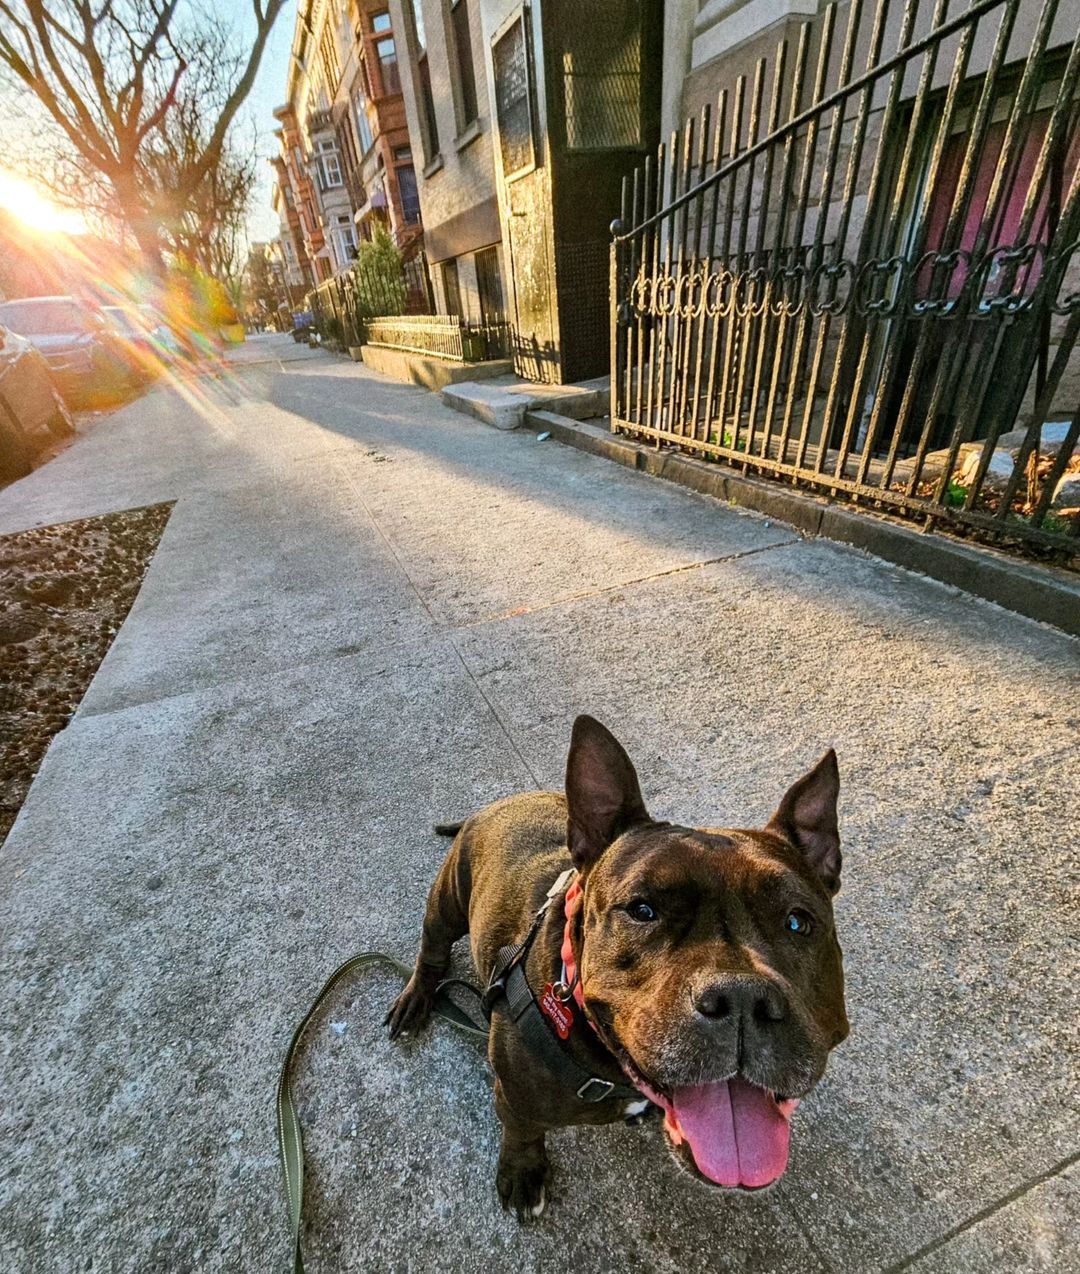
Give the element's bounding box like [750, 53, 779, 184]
[576, 1077, 615, 1102]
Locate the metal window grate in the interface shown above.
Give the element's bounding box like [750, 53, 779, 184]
[493, 15, 535, 177]
[554, 0, 643, 151]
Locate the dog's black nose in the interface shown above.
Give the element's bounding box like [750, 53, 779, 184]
[695, 976, 786, 1025]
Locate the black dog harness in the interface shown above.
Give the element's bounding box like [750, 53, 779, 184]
[279, 871, 639, 1271]
[481, 869, 640, 1104]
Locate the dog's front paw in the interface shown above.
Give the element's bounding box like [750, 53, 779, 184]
[496, 1146, 550, 1221]
[383, 973, 435, 1040]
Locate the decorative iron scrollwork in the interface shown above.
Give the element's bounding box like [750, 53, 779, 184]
[621, 239, 1078, 323]
[856, 256, 906, 317]
[1049, 239, 1080, 315]
[808, 260, 855, 316]
[970, 243, 1045, 314]
[771, 264, 806, 317]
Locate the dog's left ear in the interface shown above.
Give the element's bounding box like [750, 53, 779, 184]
[767, 749, 841, 894]
[565, 715, 650, 869]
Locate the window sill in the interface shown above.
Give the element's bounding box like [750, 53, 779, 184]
[422, 154, 444, 178]
[454, 120, 482, 152]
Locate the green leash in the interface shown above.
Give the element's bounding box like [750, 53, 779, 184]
[276, 951, 489, 1274]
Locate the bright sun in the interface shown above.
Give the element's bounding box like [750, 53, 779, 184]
[0, 169, 89, 235]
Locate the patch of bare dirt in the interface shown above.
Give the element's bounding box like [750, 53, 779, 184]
[0, 503, 172, 841]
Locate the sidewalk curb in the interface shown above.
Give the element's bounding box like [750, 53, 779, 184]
[526, 411, 1080, 638]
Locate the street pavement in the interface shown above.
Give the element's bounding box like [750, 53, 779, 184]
[0, 333, 1076, 1273]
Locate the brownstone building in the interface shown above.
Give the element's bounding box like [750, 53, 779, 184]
[341, 0, 424, 249]
[272, 101, 330, 282]
[269, 155, 315, 299]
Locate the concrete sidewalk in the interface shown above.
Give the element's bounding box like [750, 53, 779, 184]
[0, 335, 1076, 1273]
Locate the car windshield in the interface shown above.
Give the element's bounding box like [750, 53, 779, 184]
[103, 307, 144, 335]
[0, 299, 92, 336]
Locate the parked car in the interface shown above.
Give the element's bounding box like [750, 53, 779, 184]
[0, 296, 143, 405]
[101, 304, 183, 375]
[137, 305, 186, 354]
[0, 323, 73, 481]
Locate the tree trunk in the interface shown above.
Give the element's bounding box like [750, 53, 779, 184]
[130, 215, 166, 278]
[111, 173, 166, 278]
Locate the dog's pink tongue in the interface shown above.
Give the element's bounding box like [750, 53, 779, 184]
[671, 1077, 792, 1188]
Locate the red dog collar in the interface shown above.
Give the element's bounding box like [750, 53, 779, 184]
[559, 878, 587, 1012]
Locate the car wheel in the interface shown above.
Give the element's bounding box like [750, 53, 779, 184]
[93, 350, 132, 401]
[47, 393, 76, 438]
[0, 395, 33, 481]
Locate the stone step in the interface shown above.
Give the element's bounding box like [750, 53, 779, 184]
[440, 375, 610, 431]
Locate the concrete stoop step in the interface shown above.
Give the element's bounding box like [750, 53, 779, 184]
[361, 343, 513, 390]
[440, 375, 610, 430]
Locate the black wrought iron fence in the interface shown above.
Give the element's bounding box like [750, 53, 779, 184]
[308, 246, 435, 348]
[611, 0, 1080, 558]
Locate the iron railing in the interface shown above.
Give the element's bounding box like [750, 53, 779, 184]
[363, 315, 512, 362]
[610, 0, 1080, 558]
[308, 245, 435, 348]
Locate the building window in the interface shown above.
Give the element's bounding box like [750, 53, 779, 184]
[441, 258, 462, 317]
[372, 11, 392, 33]
[865, 69, 1080, 458]
[450, 0, 479, 129]
[397, 162, 421, 224]
[376, 37, 401, 95]
[353, 87, 374, 152]
[417, 50, 440, 159]
[317, 140, 343, 189]
[332, 214, 357, 268]
[557, 0, 643, 151]
[320, 22, 341, 89]
[410, 0, 426, 50]
[406, 0, 439, 161]
[475, 246, 505, 325]
[492, 15, 535, 180]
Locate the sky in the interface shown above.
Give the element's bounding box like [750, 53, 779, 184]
[0, 169, 89, 235]
[0, 2, 295, 250]
[241, 2, 296, 245]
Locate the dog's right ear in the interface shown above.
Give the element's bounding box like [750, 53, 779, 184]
[767, 748, 841, 894]
[565, 715, 649, 869]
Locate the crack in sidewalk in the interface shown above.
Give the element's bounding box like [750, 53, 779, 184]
[458, 535, 801, 629]
[881, 1150, 1080, 1272]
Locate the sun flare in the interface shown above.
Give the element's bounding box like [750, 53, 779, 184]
[0, 169, 89, 235]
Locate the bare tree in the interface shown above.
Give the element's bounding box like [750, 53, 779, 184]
[244, 242, 283, 320]
[139, 23, 260, 282]
[0, 0, 286, 267]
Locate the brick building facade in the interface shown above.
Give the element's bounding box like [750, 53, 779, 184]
[271, 0, 425, 297]
[391, 0, 508, 327]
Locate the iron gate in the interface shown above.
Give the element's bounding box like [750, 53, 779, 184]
[610, 0, 1080, 557]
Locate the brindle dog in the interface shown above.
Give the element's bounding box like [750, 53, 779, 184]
[386, 715, 849, 1217]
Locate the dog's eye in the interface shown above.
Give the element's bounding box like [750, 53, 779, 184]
[785, 910, 813, 936]
[626, 899, 658, 923]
